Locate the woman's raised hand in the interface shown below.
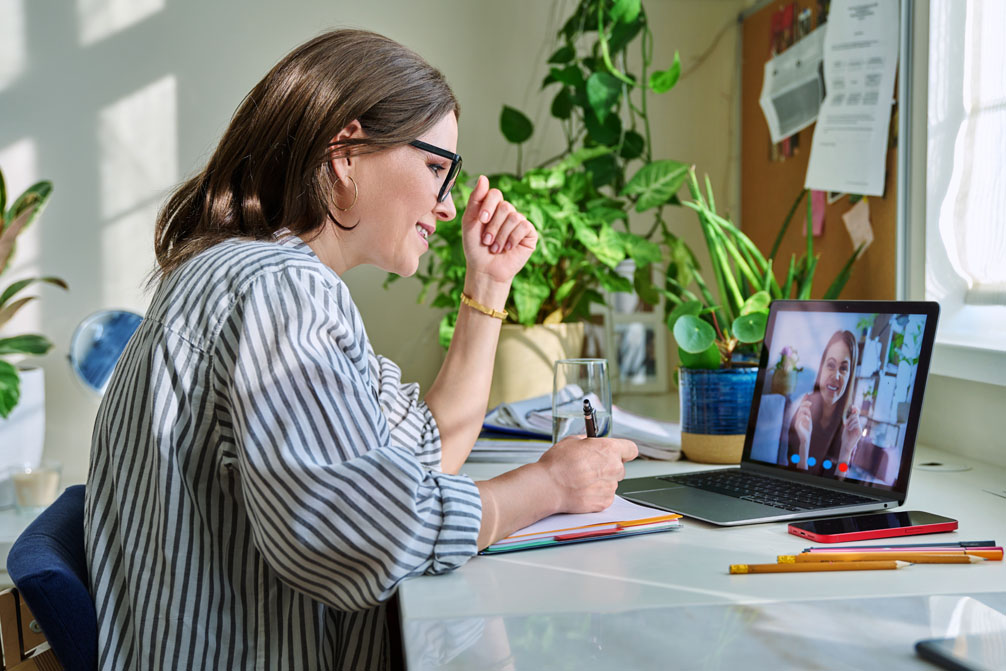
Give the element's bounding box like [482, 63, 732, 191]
[537, 435, 638, 513]
[793, 398, 813, 462]
[461, 175, 538, 285]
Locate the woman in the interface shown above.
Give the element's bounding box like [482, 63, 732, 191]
[84, 30, 636, 671]
[787, 330, 864, 477]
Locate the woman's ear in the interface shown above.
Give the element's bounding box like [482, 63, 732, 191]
[328, 119, 365, 182]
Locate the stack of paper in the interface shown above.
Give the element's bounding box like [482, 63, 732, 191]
[479, 385, 682, 461]
[482, 495, 682, 555]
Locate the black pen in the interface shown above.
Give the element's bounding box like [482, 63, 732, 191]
[583, 399, 597, 438]
[803, 540, 996, 552]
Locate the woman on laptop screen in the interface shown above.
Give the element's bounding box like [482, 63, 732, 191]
[788, 330, 864, 478]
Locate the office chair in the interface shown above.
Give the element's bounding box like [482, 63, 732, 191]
[5, 485, 97, 671]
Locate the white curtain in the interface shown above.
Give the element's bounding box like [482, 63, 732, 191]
[935, 0, 1006, 305]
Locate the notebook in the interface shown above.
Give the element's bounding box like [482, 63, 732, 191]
[617, 300, 940, 526]
[480, 495, 682, 554]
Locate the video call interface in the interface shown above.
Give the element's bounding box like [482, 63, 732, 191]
[748, 310, 929, 488]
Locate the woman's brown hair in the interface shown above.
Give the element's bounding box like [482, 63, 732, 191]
[152, 29, 459, 281]
[813, 330, 859, 418]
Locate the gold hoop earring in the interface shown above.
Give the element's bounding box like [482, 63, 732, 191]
[334, 175, 358, 212]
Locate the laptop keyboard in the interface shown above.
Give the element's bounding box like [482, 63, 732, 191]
[658, 470, 878, 512]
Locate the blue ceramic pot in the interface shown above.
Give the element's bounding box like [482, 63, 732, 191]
[679, 367, 758, 435]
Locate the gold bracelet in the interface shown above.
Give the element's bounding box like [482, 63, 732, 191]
[460, 292, 507, 320]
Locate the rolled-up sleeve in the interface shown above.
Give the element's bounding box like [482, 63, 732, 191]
[217, 268, 481, 612]
[371, 350, 443, 469]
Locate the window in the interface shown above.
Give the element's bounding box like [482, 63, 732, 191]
[923, 0, 1006, 385]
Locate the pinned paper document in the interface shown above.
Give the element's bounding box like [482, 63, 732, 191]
[842, 199, 873, 257]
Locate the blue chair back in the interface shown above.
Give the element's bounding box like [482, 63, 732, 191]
[6, 484, 97, 671]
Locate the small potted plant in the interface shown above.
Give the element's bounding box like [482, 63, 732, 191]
[665, 170, 863, 463]
[398, 0, 691, 406]
[0, 166, 68, 462]
[770, 346, 803, 396]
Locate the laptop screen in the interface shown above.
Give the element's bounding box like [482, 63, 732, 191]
[745, 301, 939, 493]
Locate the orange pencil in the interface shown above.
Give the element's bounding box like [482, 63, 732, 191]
[730, 560, 909, 574]
[782, 553, 984, 565]
[804, 548, 1002, 561]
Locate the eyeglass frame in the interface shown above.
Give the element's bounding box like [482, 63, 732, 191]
[409, 140, 462, 203]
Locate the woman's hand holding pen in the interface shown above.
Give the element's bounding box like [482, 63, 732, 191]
[838, 406, 864, 470]
[537, 436, 638, 514]
[461, 175, 537, 287]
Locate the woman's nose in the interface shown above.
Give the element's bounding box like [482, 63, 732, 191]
[434, 194, 456, 221]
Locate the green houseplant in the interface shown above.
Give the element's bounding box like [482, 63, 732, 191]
[0, 166, 68, 418]
[399, 0, 691, 349]
[664, 169, 862, 462]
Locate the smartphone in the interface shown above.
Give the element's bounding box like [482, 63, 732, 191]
[916, 632, 1006, 671]
[787, 510, 958, 543]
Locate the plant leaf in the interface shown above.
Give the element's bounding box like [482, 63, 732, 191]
[551, 87, 573, 120]
[500, 105, 534, 144]
[585, 72, 621, 123]
[740, 290, 771, 316]
[0, 296, 36, 330]
[620, 233, 662, 264]
[732, 311, 767, 344]
[667, 299, 702, 329]
[0, 334, 52, 356]
[648, 51, 681, 94]
[673, 314, 716, 353]
[622, 160, 690, 211]
[823, 244, 864, 299]
[548, 65, 585, 89]
[611, 0, 641, 23]
[0, 276, 68, 309]
[0, 166, 6, 218]
[0, 359, 19, 419]
[633, 263, 660, 305]
[511, 274, 550, 326]
[583, 108, 622, 145]
[554, 146, 613, 172]
[438, 313, 456, 349]
[619, 130, 645, 159]
[678, 344, 721, 370]
[547, 44, 575, 64]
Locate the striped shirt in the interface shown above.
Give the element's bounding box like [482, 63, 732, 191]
[84, 233, 483, 670]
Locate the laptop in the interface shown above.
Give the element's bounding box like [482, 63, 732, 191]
[617, 300, 940, 525]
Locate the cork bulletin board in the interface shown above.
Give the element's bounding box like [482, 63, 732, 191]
[740, 0, 898, 300]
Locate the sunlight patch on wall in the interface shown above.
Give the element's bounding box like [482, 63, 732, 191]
[98, 75, 177, 219]
[0, 137, 41, 333]
[101, 200, 156, 311]
[0, 137, 41, 276]
[0, 0, 26, 92]
[76, 0, 164, 47]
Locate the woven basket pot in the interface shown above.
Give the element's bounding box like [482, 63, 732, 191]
[679, 367, 758, 464]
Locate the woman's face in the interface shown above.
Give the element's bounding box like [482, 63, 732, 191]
[346, 112, 458, 276]
[819, 340, 852, 406]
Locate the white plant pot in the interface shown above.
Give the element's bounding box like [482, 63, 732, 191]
[0, 367, 46, 508]
[488, 323, 585, 409]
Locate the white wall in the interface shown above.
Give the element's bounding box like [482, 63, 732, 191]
[0, 0, 745, 485]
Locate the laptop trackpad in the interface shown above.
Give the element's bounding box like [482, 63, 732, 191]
[622, 487, 783, 525]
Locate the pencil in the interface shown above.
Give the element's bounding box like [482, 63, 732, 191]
[781, 553, 985, 565]
[729, 560, 909, 574]
[798, 549, 1001, 561]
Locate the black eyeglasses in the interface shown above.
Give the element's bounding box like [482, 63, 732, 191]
[409, 140, 462, 203]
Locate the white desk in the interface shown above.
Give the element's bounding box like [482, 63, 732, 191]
[398, 445, 1006, 670]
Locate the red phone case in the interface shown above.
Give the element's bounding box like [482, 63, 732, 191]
[787, 519, 959, 543]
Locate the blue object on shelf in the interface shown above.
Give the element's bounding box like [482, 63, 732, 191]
[679, 367, 758, 435]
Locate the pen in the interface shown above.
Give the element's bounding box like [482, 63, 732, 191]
[781, 553, 986, 564]
[797, 548, 1002, 561]
[730, 560, 909, 574]
[803, 540, 996, 552]
[583, 399, 597, 438]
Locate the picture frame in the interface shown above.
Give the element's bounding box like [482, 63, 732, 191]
[605, 310, 669, 394]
